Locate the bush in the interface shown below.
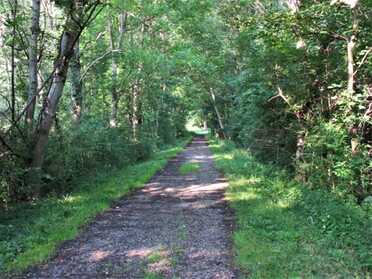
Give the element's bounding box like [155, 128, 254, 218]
[42, 118, 143, 195]
[300, 121, 370, 202]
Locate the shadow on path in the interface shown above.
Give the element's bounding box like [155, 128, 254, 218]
[20, 135, 239, 279]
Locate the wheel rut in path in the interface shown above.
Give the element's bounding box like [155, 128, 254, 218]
[20, 135, 239, 279]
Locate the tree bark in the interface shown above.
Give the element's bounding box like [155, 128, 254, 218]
[347, 5, 358, 92]
[347, 2, 359, 156]
[11, 0, 18, 124]
[295, 133, 305, 162]
[70, 40, 83, 122]
[209, 87, 227, 140]
[131, 81, 140, 134]
[108, 12, 127, 127]
[131, 19, 145, 135]
[108, 14, 118, 127]
[25, 0, 40, 127]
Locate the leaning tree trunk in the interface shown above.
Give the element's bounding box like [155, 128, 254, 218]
[209, 87, 227, 140]
[28, 0, 92, 197]
[25, 0, 40, 128]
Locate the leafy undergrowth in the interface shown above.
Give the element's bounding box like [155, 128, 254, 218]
[208, 137, 371, 279]
[0, 137, 191, 276]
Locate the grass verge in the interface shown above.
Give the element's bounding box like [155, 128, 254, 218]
[178, 162, 200, 175]
[208, 137, 371, 278]
[0, 137, 191, 276]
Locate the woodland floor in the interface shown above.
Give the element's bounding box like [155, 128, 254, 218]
[17, 135, 240, 279]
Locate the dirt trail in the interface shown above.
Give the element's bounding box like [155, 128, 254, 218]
[20, 135, 239, 279]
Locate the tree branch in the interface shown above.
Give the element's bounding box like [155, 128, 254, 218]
[354, 47, 372, 76]
[268, 87, 292, 107]
[79, 49, 124, 82]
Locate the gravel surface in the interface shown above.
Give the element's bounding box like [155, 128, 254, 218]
[19, 135, 239, 279]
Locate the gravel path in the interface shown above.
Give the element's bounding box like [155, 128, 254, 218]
[20, 135, 239, 279]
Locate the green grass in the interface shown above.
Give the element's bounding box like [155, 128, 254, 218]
[193, 129, 209, 135]
[0, 137, 191, 276]
[147, 251, 164, 263]
[208, 137, 371, 278]
[143, 271, 164, 279]
[178, 162, 200, 175]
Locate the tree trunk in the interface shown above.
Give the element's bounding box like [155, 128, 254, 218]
[11, 0, 18, 124]
[28, 0, 91, 197]
[131, 20, 145, 135]
[295, 133, 305, 162]
[347, 2, 359, 156]
[108, 12, 127, 127]
[347, 4, 358, 92]
[108, 14, 118, 127]
[25, 0, 40, 127]
[131, 81, 140, 135]
[209, 87, 227, 140]
[70, 40, 83, 122]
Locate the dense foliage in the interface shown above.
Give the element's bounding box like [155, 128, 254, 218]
[0, 0, 192, 205]
[216, 0, 372, 203]
[0, 0, 370, 275]
[1, 0, 369, 208]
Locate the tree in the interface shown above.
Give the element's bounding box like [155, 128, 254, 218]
[70, 39, 83, 122]
[107, 11, 127, 127]
[25, 0, 40, 128]
[28, 0, 100, 196]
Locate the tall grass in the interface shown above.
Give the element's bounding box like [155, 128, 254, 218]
[208, 137, 371, 278]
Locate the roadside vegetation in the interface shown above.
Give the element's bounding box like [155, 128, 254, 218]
[208, 137, 371, 278]
[0, 137, 190, 276]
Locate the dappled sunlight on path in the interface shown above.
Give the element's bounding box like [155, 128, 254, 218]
[19, 135, 238, 279]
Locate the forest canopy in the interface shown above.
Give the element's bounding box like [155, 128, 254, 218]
[0, 0, 371, 207]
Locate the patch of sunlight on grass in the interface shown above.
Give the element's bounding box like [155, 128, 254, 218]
[60, 194, 81, 203]
[230, 176, 262, 188]
[276, 199, 290, 209]
[208, 136, 371, 278]
[229, 191, 259, 201]
[208, 136, 338, 278]
[220, 154, 233, 160]
[178, 162, 200, 175]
